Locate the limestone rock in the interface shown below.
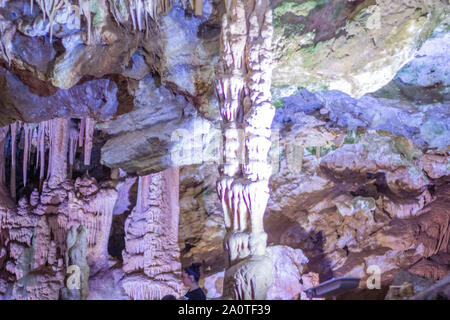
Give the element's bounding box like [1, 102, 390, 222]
[272, 0, 447, 98]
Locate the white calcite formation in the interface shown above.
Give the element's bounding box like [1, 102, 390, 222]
[0, 174, 117, 299]
[5, 118, 95, 197]
[1, 118, 185, 300]
[0, 119, 117, 299]
[121, 168, 182, 300]
[214, 0, 275, 300]
[28, 0, 206, 38]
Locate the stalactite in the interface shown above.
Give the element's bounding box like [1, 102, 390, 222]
[215, 0, 274, 300]
[29, 0, 202, 41]
[38, 122, 46, 183]
[2, 117, 91, 195]
[22, 123, 32, 187]
[1, 117, 125, 299]
[130, 0, 172, 31]
[136, 174, 151, 214]
[47, 120, 53, 180]
[10, 122, 17, 200]
[48, 118, 69, 187]
[31, 0, 89, 43]
[79, 0, 92, 44]
[79, 117, 86, 148]
[0, 127, 8, 186]
[194, 0, 202, 16]
[33, 0, 65, 41]
[68, 125, 79, 177]
[83, 117, 95, 166]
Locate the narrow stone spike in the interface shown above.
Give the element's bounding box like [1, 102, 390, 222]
[137, 0, 143, 31]
[39, 122, 46, 182]
[79, 117, 86, 147]
[10, 122, 17, 200]
[69, 125, 79, 177]
[0, 141, 4, 186]
[79, 0, 92, 44]
[36, 126, 40, 169]
[23, 124, 30, 187]
[194, 0, 202, 16]
[0, 127, 8, 186]
[47, 120, 53, 180]
[136, 174, 151, 214]
[28, 126, 33, 164]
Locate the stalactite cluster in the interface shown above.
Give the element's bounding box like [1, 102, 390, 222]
[215, 0, 275, 300]
[0, 116, 187, 300]
[0, 118, 116, 299]
[2, 117, 95, 199]
[22, 0, 204, 42]
[31, 0, 71, 40]
[121, 168, 182, 300]
[110, 0, 204, 32]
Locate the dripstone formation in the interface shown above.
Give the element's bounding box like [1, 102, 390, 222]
[215, 0, 275, 300]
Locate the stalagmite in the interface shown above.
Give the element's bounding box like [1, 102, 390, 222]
[122, 168, 182, 300]
[214, 0, 275, 300]
[83, 117, 95, 166]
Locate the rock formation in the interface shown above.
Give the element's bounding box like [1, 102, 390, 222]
[214, 0, 275, 300]
[0, 118, 118, 299]
[121, 168, 182, 300]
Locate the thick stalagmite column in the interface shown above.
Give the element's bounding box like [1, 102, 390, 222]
[215, 0, 275, 300]
[122, 168, 182, 300]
